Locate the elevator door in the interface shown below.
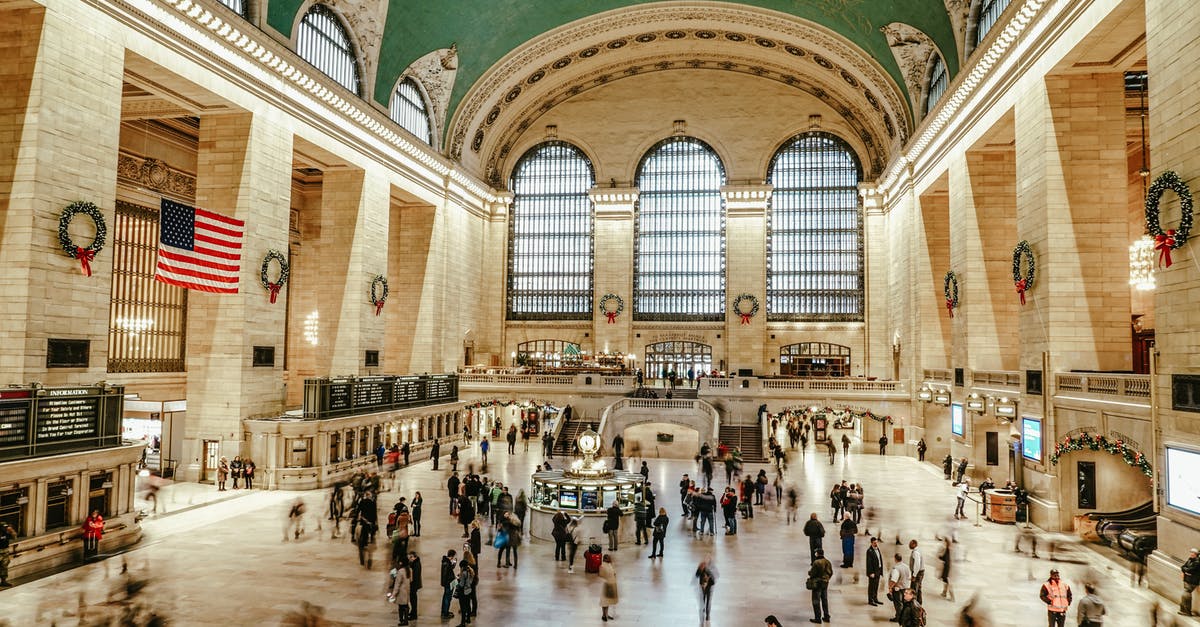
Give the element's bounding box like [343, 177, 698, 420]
[202, 440, 219, 483]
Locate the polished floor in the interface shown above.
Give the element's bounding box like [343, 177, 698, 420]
[0, 435, 1192, 626]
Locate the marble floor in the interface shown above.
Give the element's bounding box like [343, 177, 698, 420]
[0, 437, 1194, 626]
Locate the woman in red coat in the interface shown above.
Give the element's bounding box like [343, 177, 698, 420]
[83, 510, 104, 559]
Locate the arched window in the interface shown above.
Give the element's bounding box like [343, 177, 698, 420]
[296, 4, 360, 95]
[924, 54, 949, 116]
[766, 132, 863, 321]
[634, 137, 726, 321]
[507, 142, 595, 320]
[390, 78, 433, 145]
[974, 0, 1012, 47]
[216, 0, 247, 17]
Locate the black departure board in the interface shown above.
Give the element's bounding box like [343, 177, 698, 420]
[36, 394, 100, 442]
[303, 374, 458, 419]
[0, 400, 30, 446]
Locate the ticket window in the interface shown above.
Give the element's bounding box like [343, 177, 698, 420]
[45, 480, 73, 531]
[0, 487, 28, 537]
[358, 429, 368, 458]
[344, 431, 354, 460]
[330, 433, 341, 463]
[287, 438, 311, 467]
[88, 472, 112, 517]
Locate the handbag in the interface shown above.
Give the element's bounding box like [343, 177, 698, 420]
[805, 577, 816, 590]
[603, 582, 617, 598]
[493, 530, 509, 549]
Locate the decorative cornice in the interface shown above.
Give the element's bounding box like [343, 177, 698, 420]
[116, 151, 196, 199]
[721, 184, 772, 214]
[590, 186, 638, 219]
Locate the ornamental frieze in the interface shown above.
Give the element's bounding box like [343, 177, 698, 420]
[116, 152, 196, 199]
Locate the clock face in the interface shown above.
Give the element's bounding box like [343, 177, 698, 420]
[579, 433, 598, 453]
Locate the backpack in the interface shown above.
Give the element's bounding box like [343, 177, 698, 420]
[915, 602, 927, 626]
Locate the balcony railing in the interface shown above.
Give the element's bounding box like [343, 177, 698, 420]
[923, 368, 952, 382]
[972, 370, 1022, 387]
[1055, 373, 1150, 400]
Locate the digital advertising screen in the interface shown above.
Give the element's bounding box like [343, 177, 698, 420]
[558, 489, 578, 509]
[951, 403, 965, 437]
[1021, 417, 1043, 462]
[1166, 446, 1200, 517]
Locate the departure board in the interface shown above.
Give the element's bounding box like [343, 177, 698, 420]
[0, 400, 31, 446]
[35, 393, 100, 442]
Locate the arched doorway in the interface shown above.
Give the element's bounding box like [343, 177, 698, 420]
[644, 341, 712, 380]
[779, 342, 850, 377]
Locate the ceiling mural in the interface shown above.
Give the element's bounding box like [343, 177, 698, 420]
[265, 0, 960, 120]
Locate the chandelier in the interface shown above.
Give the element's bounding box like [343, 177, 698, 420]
[1128, 71, 1155, 291]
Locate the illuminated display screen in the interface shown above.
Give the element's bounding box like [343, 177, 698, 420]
[1021, 417, 1042, 461]
[951, 403, 964, 437]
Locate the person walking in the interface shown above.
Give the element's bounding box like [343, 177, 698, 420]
[450, 445, 459, 472]
[431, 439, 441, 470]
[938, 536, 955, 601]
[909, 539, 925, 604]
[696, 557, 718, 623]
[1181, 547, 1200, 616]
[402, 441, 411, 467]
[82, 509, 104, 559]
[388, 559, 411, 626]
[1039, 568, 1072, 627]
[479, 438, 490, 468]
[506, 425, 517, 455]
[1077, 583, 1105, 626]
[956, 457, 968, 484]
[804, 513, 826, 561]
[888, 553, 912, 621]
[649, 507, 669, 558]
[866, 537, 885, 606]
[808, 548, 833, 623]
[605, 501, 621, 551]
[599, 553, 619, 622]
[841, 433, 851, 456]
[440, 549, 458, 620]
[566, 516, 582, 573]
[839, 515, 858, 568]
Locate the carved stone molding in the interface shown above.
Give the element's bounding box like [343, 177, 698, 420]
[327, 0, 388, 99]
[117, 152, 196, 199]
[880, 23, 939, 115]
[944, 0, 970, 63]
[448, 4, 912, 168]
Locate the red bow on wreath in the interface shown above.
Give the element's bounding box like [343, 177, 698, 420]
[946, 298, 955, 318]
[1155, 229, 1176, 268]
[267, 283, 282, 304]
[375, 301, 385, 316]
[740, 313, 752, 325]
[1014, 279, 1027, 305]
[605, 311, 618, 324]
[75, 246, 95, 277]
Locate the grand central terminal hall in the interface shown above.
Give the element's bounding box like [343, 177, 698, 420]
[2, 0, 1200, 625]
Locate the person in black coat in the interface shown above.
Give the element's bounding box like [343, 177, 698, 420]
[552, 510, 571, 561]
[430, 439, 441, 470]
[458, 496, 475, 538]
[468, 522, 482, 562]
[803, 513, 825, 561]
[439, 549, 458, 619]
[407, 550, 423, 619]
[447, 473, 461, 516]
[605, 502, 622, 550]
[865, 536, 885, 606]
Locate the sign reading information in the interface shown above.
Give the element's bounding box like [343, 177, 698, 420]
[303, 374, 459, 419]
[0, 385, 124, 461]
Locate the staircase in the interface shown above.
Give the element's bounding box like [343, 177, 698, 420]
[718, 425, 766, 463]
[554, 416, 591, 456]
[670, 387, 698, 399]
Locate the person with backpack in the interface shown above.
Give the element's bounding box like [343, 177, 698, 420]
[453, 560, 476, 627]
[807, 548, 833, 624]
[649, 507, 669, 559]
[897, 587, 926, 627]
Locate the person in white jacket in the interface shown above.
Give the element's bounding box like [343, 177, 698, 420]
[388, 561, 411, 626]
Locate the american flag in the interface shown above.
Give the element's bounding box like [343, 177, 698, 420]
[154, 199, 244, 293]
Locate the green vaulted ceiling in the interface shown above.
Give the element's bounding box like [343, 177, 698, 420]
[267, 0, 959, 126]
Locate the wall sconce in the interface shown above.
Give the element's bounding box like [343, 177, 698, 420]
[966, 393, 985, 413]
[917, 386, 933, 402]
[933, 390, 951, 406]
[994, 397, 1017, 419]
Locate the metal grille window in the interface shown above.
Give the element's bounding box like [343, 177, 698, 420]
[974, 0, 1012, 46]
[644, 341, 713, 380]
[634, 137, 726, 321]
[0, 487, 27, 537]
[767, 132, 863, 321]
[779, 342, 851, 377]
[45, 480, 72, 530]
[390, 78, 433, 145]
[507, 141, 595, 320]
[925, 55, 949, 115]
[215, 0, 247, 17]
[516, 340, 582, 368]
[296, 4, 360, 96]
[108, 201, 187, 373]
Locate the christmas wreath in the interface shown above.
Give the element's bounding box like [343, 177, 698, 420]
[598, 293, 624, 323]
[731, 293, 760, 324]
[943, 271, 959, 318]
[58, 201, 107, 277]
[370, 275, 389, 316]
[1145, 170, 1194, 268]
[1012, 240, 1035, 305]
[1048, 432, 1153, 478]
[260, 250, 289, 304]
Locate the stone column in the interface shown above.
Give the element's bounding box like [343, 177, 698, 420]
[0, 4, 123, 384]
[1145, 0, 1200, 595]
[860, 185, 890, 379]
[721, 184, 771, 374]
[182, 112, 292, 481]
[590, 187, 637, 356]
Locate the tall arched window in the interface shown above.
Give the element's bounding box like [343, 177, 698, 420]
[216, 0, 247, 17]
[974, 0, 1012, 47]
[766, 132, 863, 321]
[390, 78, 433, 145]
[925, 54, 949, 116]
[634, 137, 726, 321]
[507, 142, 595, 320]
[296, 4, 360, 95]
